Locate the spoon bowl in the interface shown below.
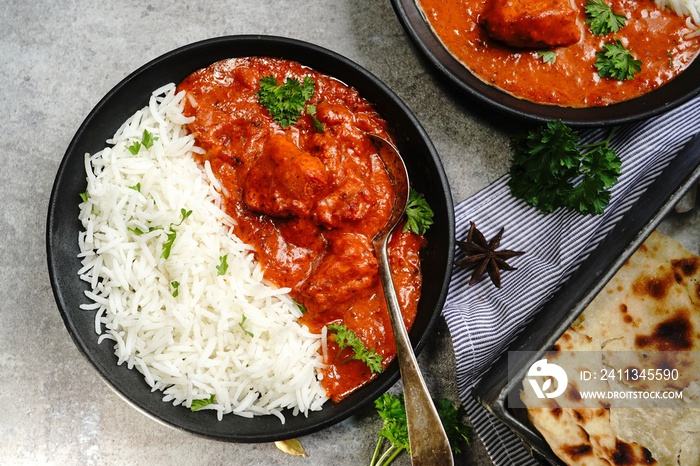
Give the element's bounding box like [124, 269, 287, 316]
[369, 135, 454, 466]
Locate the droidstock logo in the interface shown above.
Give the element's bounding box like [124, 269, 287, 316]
[526, 358, 568, 399]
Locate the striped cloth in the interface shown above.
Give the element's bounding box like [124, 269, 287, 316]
[443, 94, 700, 465]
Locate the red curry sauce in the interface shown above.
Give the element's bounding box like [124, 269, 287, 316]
[177, 57, 425, 401]
[418, 0, 700, 106]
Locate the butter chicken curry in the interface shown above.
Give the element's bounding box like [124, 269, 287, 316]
[178, 57, 426, 402]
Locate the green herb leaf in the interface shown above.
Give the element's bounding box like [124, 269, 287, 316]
[370, 393, 471, 466]
[129, 182, 141, 192]
[403, 188, 434, 235]
[239, 315, 254, 337]
[537, 50, 557, 64]
[190, 394, 215, 411]
[508, 120, 621, 215]
[79, 192, 88, 202]
[257, 75, 316, 128]
[161, 227, 177, 259]
[141, 129, 158, 149]
[180, 209, 192, 223]
[306, 104, 326, 132]
[127, 140, 141, 155]
[370, 393, 410, 466]
[595, 39, 642, 80]
[171, 280, 180, 297]
[435, 399, 471, 455]
[216, 254, 229, 276]
[585, 0, 627, 35]
[294, 300, 307, 314]
[328, 324, 383, 374]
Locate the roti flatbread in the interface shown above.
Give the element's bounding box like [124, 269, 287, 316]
[521, 231, 700, 465]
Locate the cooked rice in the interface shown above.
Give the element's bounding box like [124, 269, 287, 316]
[77, 83, 328, 421]
[655, 0, 700, 37]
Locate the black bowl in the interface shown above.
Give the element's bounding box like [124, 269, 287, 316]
[46, 35, 455, 442]
[391, 0, 700, 127]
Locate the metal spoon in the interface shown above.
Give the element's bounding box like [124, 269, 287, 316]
[369, 134, 454, 466]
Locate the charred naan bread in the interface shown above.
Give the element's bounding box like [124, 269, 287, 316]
[522, 327, 658, 465]
[522, 230, 700, 466]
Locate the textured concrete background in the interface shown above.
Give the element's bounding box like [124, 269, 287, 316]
[1, 1, 516, 464]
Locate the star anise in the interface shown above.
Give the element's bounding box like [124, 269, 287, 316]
[456, 222, 525, 288]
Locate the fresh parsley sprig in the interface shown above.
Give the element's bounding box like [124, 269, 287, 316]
[127, 129, 159, 155]
[508, 120, 621, 215]
[369, 393, 471, 466]
[161, 208, 193, 259]
[595, 39, 642, 80]
[328, 323, 383, 374]
[585, 0, 627, 35]
[257, 75, 317, 128]
[403, 188, 434, 235]
[537, 50, 557, 65]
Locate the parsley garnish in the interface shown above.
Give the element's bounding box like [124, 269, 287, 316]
[160, 209, 192, 259]
[171, 280, 180, 297]
[141, 129, 157, 149]
[585, 0, 627, 36]
[508, 120, 621, 215]
[127, 129, 159, 154]
[328, 323, 383, 374]
[294, 300, 307, 314]
[79, 192, 88, 202]
[257, 75, 316, 128]
[537, 50, 557, 64]
[595, 39, 642, 80]
[129, 182, 141, 192]
[239, 315, 254, 337]
[127, 140, 141, 155]
[190, 394, 215, 411]
[403, 188, 434, 235]
[370, 393, 471, 466]
[216, 254, 228, 276]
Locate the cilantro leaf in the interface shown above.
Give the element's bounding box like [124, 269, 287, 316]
[160, 209, 192, 259]
[171, 280, 180, 297]
[370, 393, 410, 466]
[239, 314, 254, 337]
[190, 394, 215, 411]
[127, 140, 141, 155]
[585, 0, 627, 36]
[403, 188, 434, 235]
[595, 39, 642, 80]
[508, 120, 621, 215]
[435, 399, 471, 455]
[126, 129, 159, 154]
[161, 227, 177, 259]
[216, 254, 228, 276]
[328, 323, 383, 374]
[370, 393, 471, 466]
[257, 75, 316, 128]
[537, 50, 557, 64]
[141, 129, 158, 149]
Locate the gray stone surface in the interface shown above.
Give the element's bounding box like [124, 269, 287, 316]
[1, 1, 515, 464]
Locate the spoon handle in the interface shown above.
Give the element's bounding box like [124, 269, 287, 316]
[374, 237, 454, 466]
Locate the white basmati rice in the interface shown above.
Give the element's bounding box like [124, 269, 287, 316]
[77, 83, 329, 421]
[655, 0, 700, 37]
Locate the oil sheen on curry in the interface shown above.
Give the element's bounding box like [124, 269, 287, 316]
[177, 57, 425, 402]
[418, 0, 700, 106]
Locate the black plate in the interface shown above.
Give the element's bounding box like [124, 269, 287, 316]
[391, 0, 700, 127]
[46, 35, 455, 442]
[473, 134, 700, 464]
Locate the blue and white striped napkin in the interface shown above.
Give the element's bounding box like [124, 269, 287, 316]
[442, 95, 700, 465]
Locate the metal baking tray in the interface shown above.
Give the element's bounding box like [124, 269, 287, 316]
[473, 133, 700, 465]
